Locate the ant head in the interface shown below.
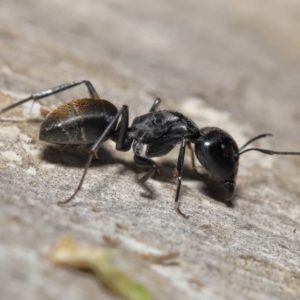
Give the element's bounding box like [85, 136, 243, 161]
[194, 127, 239, 199]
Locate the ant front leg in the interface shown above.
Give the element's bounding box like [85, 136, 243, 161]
[0, 80, 100, 115]
[58, 105, 129, 205]
[174, 139, 189, 218]
[186, 141, 197, 170]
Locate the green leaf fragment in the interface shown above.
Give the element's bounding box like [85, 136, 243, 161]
[49, 236, 153, 300]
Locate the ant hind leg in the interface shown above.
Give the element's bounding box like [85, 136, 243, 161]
[58, 105, 129, 205]
[0, 80, 100, 115]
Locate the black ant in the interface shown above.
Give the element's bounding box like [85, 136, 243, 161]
[1, 80, 300, 218]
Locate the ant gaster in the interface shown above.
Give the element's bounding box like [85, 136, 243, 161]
[1, 80, 300, 218]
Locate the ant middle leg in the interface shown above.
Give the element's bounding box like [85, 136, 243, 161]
[134, 154, 159, 183]
[133, 154, 159, 199]
[133, 139, 160, 183]
[0, 80, 100, 115]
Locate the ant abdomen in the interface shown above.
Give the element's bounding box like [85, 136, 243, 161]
[40, 98, 118, 145]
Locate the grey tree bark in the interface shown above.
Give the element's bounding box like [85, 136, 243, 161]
[0, 1, 300, 299]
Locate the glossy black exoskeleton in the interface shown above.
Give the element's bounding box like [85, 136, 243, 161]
[1, 80, 300, 218]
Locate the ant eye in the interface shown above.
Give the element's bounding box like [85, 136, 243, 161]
[221, 142, 231, 154]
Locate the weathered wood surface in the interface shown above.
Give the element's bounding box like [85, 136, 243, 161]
[0, 1, 300, 299]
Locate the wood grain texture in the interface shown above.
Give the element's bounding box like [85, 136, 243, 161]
[0, 1, 300, 299]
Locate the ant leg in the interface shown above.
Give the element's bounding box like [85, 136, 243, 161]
[174, 139, 189, 219]
[149, 98, 161, 112]
[0, 80, 100, 115]
[187, 141, 205, 179]
[115, 105, 132, 151]
[186, 141, 196, 169]
[115, 97, 160, 145]
[134, 154, 159, 183]
[58, 105, 129, 205]
[133, 140, 159, 183]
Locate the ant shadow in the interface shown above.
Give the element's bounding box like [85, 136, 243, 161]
[149, 161, 235, 207]
[41, 145, 121, 168]
[41, 145, 235, 207]
[41, 145, 161, 200]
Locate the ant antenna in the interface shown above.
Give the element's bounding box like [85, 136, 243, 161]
[239, 133, 273, 151]
[239, 148, 300, 156]
[239, 133, 300, 156]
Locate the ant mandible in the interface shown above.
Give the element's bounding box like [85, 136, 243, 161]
[1, 80, 300, 218]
